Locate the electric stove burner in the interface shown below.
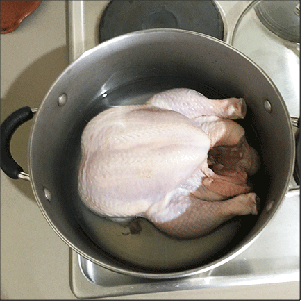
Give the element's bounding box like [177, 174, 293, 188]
[230, 1, 300, 118]
[254, 1, 300, 43]
[99, 0, 224, 43]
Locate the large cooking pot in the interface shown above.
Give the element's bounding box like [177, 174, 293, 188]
[1, 29, 295, 278]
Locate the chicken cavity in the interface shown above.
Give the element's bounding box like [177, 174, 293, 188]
[78, 88, 260, 239]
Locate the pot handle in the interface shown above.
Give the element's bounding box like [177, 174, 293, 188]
[286, 116, 300, 196]
[291, 117, 299, 185]
[1, 106, 36, 181]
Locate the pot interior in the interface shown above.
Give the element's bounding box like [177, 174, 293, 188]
[29, 30, 294, 277]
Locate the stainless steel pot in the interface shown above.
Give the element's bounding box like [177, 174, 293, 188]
[1, 29, 295, 279]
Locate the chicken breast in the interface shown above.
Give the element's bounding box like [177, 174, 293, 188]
[78, 88, 259, 238]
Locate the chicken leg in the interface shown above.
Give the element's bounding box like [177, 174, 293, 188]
[145, 192, 258, 238]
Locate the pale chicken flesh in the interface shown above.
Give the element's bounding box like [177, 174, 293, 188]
[78, 88, 260, 238]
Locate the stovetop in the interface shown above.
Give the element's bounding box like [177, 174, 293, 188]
[70, 190, 299, 299]
[67, 1, 299, 298]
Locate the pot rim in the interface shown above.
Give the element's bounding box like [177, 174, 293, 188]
[28, 28, 295, 279]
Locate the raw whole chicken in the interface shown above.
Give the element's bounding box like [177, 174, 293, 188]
[78, 88, 260, 238]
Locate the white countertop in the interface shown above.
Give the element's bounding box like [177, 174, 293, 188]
[1, 1, 299, 299]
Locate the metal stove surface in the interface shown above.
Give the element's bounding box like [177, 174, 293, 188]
[70, 191, 299, 299]
[67, 1, 299, 298]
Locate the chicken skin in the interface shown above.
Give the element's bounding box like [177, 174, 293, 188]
[78, 88, 260, 238]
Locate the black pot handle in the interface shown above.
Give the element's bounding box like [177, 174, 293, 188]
[1, 106, 36, 180]
[292, 117, 299, 185]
